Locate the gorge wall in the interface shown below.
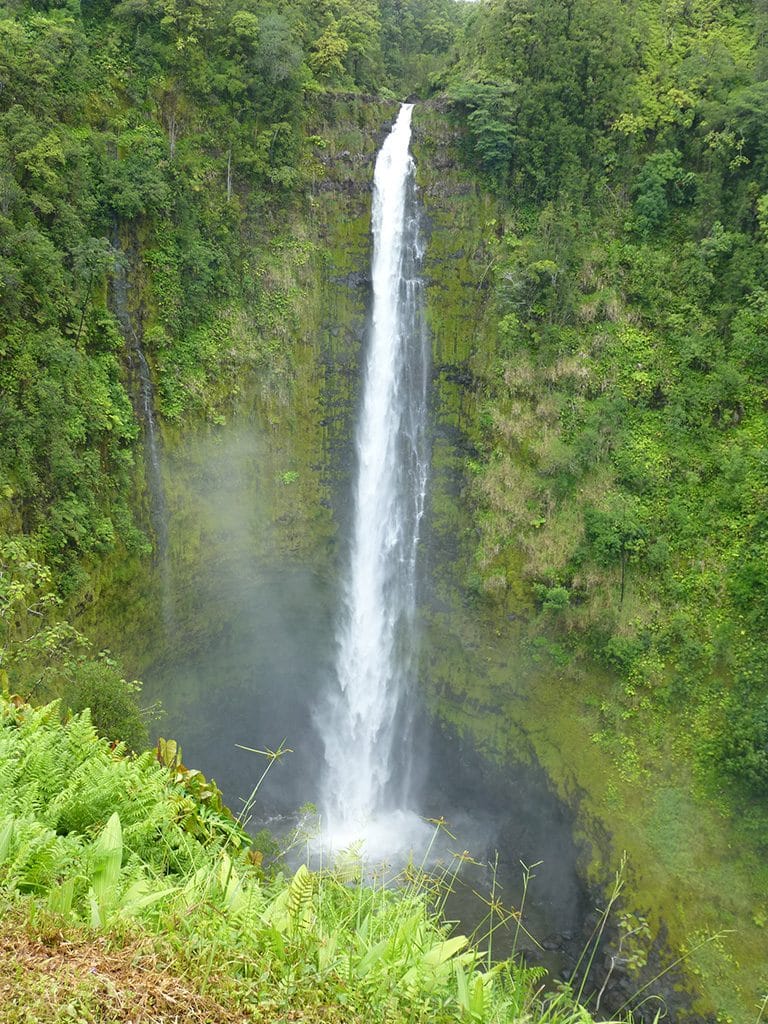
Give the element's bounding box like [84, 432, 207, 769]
[79, 100, 767, 1022]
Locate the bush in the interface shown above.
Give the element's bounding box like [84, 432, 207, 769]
[719, 694, 768, 796]
[62, 654, 148, 752]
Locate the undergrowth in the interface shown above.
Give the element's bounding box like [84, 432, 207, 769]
[0, 695, 633, 1024]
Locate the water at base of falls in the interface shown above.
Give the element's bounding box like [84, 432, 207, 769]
[315, 103, 431, 860]
[308, 810, 432, 867]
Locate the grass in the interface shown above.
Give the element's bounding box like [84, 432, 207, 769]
[0, 910, 252, 1024]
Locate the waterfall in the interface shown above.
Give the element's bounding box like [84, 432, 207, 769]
[318, 104, 430, 851]
[111, 233, 174, 629]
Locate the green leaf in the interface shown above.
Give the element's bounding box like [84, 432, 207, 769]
[0, 817, 15, 863]
[355, 936, 391, 978]
[120, 878, 174, 917]
[48, 877, 75, 916]
[423, 934, 468, 968]
[401, 935, 469, 989]
[90, 812, 123, 914]
[286, 863, 313, 930]
[454, 960, 470, 1013]
[470, 973, 487, 1017]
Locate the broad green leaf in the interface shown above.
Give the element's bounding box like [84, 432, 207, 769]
[47, 877, 75, 916]
[401, 935, 469, 990]
[261, 885, 291, 933]
[120, 878, 174, 917]
[422, 934, 468, 967]
[454, 960, 470, 1013]
[90, 812, 123, 913]
[470, 973, 486, 1017]
[355, 936, 391, 978]
[0, 817, 14, 862]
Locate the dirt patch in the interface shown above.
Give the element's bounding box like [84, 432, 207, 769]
[0, 925, 254, 1024]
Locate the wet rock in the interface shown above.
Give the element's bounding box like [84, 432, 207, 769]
[330, 271, 370, 289]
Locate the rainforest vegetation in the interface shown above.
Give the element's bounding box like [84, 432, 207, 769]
[2, 0, 768, 1019]
[442, 0, 768, 817]
[0, 0, 465, 721]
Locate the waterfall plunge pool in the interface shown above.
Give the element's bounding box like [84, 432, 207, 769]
[140, 563, 589, 977]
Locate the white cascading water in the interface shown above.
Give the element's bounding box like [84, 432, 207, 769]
[318, 104, 430, 854]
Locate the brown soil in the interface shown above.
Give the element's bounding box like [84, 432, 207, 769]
[0, 924, 257, 1024]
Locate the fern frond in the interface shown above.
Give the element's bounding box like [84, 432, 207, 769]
[287, 863, 314, 934]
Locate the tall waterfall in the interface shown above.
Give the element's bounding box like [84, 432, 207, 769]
[319, 104, 430, 848]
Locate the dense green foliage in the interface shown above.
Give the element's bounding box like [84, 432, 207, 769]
[3, 0, 768, 1015]
[0, 696, 617, 1024]
[441, 0, 768, 808]
[0, 0, 464, 595]
[0, 537, 149, 748]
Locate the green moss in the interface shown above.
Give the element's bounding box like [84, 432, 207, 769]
[85, 99, 395, 664]
[423, 595, 768, 1019]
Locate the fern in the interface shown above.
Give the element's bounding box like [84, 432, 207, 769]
[0, 743, 18, 800]
[287, 862, 314, 932]
[62, 706, 100, 770]
[2, 818, 79, 894]
[20, 731, 67, 813]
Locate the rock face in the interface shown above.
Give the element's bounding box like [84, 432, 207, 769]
[83, 96, 396, 661]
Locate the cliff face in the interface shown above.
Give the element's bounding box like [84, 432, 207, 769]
[414, 108, 766, 1023]
[78, 97, 397, 661]
[82, 101, 765, 1022]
